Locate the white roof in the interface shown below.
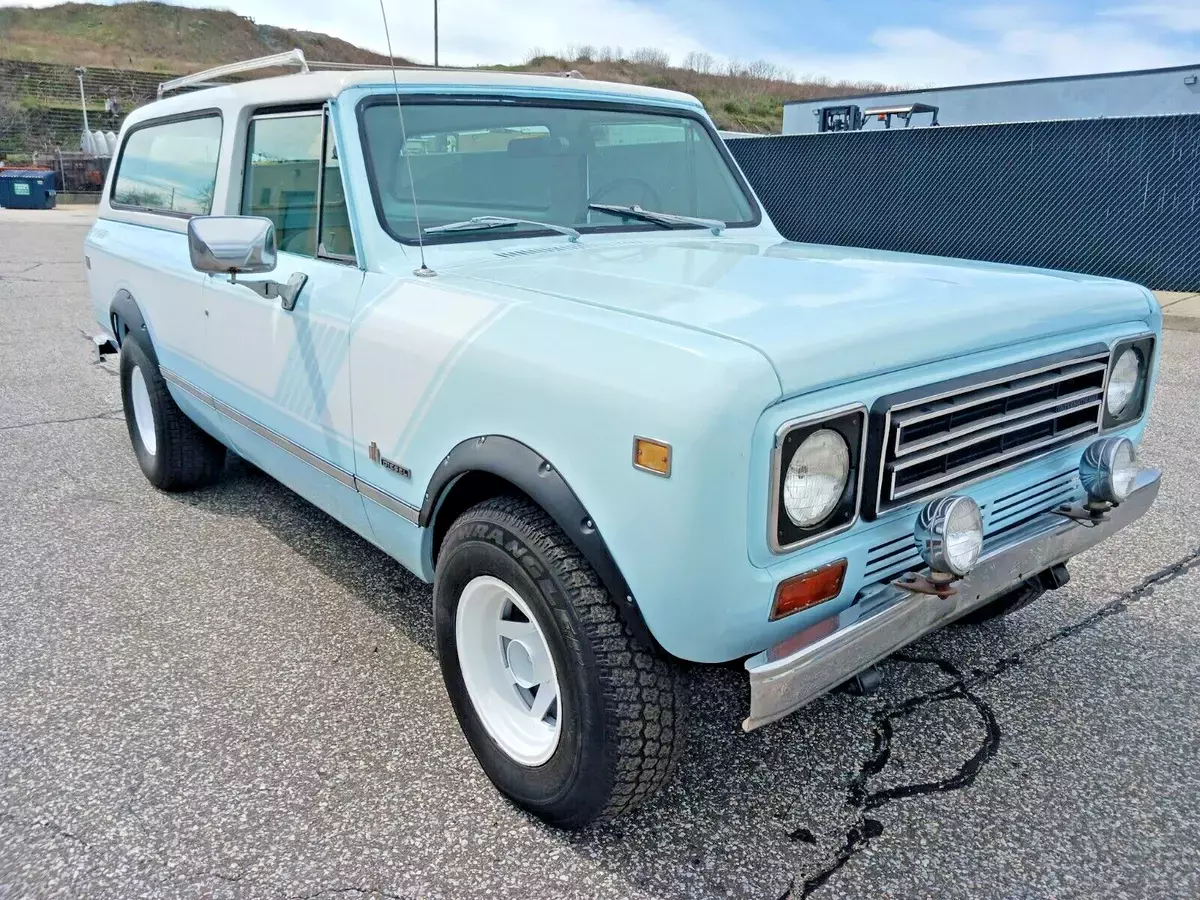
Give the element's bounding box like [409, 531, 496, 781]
[126, 68, 702, 126]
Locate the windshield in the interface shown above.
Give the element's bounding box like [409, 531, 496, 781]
[359, 98, 759, 244]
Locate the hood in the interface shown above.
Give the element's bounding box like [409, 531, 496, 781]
[449, 237, 1154, 397]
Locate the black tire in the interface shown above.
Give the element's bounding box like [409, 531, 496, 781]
[955, 578, 1046, 625]
[119, 337, 226, 492]
[434, 496, 686, 829]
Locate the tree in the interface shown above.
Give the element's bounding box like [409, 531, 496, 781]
[631, 47, 670, 67]
[195, 178, 215, 214]
[115, 187, 166, 208]
[0, 97, 31, 154]
[682, 51, 715, 74]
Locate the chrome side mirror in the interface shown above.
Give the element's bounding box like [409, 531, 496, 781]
[186, 215, 307, 311]
[187, 216, 278, 276]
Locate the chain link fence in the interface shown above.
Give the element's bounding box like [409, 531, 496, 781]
[0, 60, 145, 157]
[30, 151, 111, 193]
[727, 114, 1200, 291]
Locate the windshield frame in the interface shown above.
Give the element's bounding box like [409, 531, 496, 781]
[355, 93, 763, 247]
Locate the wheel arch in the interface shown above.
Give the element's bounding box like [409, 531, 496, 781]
[109, 289, 158, 364]
[421, 435, 656, 649]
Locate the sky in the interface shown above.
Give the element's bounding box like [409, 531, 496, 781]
[3, 0, 1200, 87]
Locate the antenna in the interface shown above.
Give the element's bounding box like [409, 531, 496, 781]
[378, 0, 435, 277]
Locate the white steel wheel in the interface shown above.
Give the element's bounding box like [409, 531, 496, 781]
[129, 364, 157, 456]
[455, 575, 562, 766]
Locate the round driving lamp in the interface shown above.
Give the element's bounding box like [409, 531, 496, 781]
[1079, 436, 1137, 505]
[782, 428, 851, 528]
[1105, 348, 1142, 418]
[914, 495, 984, 580]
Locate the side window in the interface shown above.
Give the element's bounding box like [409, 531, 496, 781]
[319, 117, 356, 260]
[242, 110, 356, 261]
[242, 111, 322, 256]
[112, 115, 221, 215]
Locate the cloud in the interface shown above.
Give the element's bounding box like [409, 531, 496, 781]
[768, 2, 1200, 88]
[1104, 1, 1200, 33]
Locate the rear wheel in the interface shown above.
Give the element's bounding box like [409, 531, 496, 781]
[119, 337, 226, 491]
[434, 496, 686, 828]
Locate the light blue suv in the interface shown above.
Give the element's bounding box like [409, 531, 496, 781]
[85, 54, 1162, 828]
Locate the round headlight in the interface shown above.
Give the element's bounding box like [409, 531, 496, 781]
[1106, 348, 1141, 417]
[914, 495, 983, 578]
[783, 429, 850, 528]
[1080, 436, 1137, 504]
[943, 498, 985, 575]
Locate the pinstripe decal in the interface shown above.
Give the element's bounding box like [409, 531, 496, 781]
[388, 302, 514, 459]
[161, 366, 420, 524]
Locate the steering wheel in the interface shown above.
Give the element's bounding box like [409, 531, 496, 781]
[587, 177, 663, 211]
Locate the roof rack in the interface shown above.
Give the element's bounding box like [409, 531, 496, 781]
[158, 48, 310, 99]
[309, 60, 585, 78]
[156, 49, 588, 100]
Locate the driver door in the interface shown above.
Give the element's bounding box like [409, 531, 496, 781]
[201, 106, 371, 535]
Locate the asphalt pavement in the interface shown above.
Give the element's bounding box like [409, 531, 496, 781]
[1, 208, 1198, 900]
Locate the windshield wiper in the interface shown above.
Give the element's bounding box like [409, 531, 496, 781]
[425, 216, 580, 242]
[587, 204, 726, 235]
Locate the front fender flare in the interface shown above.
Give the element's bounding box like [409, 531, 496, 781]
[421, 435, 655, 648]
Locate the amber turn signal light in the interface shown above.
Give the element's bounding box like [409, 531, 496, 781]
[633, 437, 672, 476]
[770, 559, 847, 621]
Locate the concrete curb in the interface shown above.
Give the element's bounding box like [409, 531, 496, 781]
[1164, 314, 1200, 334]
[1153, 292, 1199, 333]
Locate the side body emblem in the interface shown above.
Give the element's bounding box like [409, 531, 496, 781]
[368, 441, 412, 479]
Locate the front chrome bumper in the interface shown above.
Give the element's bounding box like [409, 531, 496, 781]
[742, 468, 1162, 731]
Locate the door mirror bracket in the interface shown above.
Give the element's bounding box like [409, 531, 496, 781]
[230, 271, 309, 311]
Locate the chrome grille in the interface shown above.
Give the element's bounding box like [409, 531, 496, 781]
[864, 467, 1083, 583]
[986, 470, 1082, 539]
[864, 533, 924, 581]
[874, 347, 1109, 512]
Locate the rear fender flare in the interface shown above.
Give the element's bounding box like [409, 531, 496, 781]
[109, 289, 158, 365]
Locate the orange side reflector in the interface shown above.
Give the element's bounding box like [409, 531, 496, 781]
[771, 559, 848, 621]
[633, 437, 672, 476]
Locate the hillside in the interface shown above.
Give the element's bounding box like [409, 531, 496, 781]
[0, 1, 398, 72]
[514, 53, 889, 134]
[0, 2, 889, 134]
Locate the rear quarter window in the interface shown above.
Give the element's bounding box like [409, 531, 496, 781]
[111, 114, 222, 216]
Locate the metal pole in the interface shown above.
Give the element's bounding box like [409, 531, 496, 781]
[75, 67, 90, 135]
[433, 0, 439, 67]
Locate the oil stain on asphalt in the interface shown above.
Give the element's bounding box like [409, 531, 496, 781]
[783, 544, 1200, 898]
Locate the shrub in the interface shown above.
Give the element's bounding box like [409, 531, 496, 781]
[631, 47, 670, 67]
